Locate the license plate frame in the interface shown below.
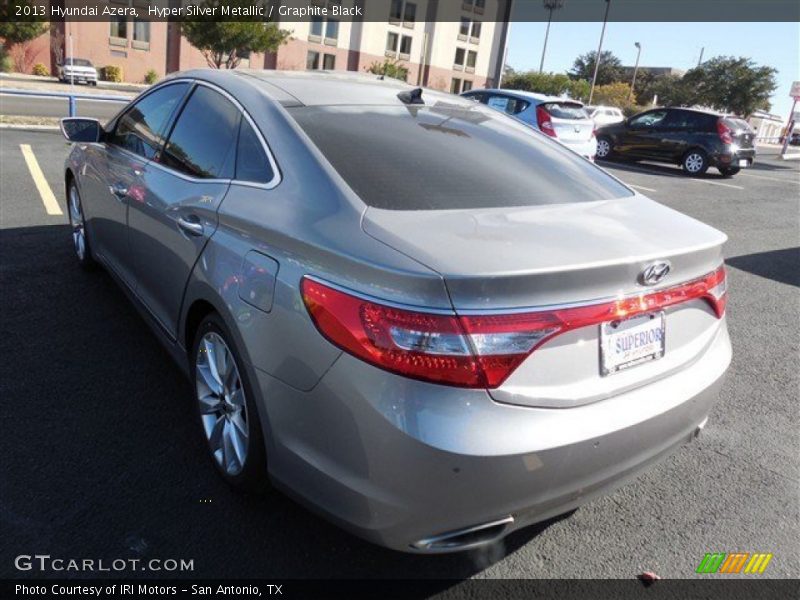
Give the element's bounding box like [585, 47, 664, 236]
[600, 311, 666, 376]
[738, 159, 750, 167]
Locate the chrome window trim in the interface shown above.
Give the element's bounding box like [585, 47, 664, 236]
[121, 78, 282, 190]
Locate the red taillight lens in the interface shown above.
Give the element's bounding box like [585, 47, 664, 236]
[301, 266, 726, 389]
[536, 105, 557, 137]
[717, 120, 733, 144]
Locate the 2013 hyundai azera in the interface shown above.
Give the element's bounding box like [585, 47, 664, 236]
[60, 70, 731, 553]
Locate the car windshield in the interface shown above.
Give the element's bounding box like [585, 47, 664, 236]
[289, 103, 632, 211]
[65, 59, 93, 67]
[542, 102, 589, 120]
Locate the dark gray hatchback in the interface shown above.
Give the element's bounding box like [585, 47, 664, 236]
[595, 107, 756, 177]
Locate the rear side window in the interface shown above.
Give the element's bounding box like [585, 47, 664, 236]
[663, 110, 717, 130]
[290, 105, 633, 211]
[161, 86, 240, 179]
[542, 102, 588, 120]
[487, 94, 529, 115]
[235, 119, 274, 184]
[110, 83, 189, 159]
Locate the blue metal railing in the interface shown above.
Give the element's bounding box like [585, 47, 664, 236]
[0, 88, 133, 117]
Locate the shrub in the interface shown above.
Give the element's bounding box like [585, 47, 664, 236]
[144, 68, 159, 85]
[366, 58, 408, 82]
[0, 47, 13, 73]
[101, 65, 123, 82]
[503, 70, 591, 102]
[32, 62, 49, 76]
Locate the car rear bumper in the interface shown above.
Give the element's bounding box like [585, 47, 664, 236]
[253, 319, 731, 553]
[712, 146, 756, 168]
[561, 138, 598, 161]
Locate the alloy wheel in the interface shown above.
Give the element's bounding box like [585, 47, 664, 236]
[68, 185, 86, 260]
[596, 139, 611, 158]
[684, 153, 705, 173]
[195, 332, 250, 476]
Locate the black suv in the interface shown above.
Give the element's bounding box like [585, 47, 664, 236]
[595, 107, 756, 177]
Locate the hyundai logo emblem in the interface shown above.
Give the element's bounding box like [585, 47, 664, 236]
[640, 261, 671, 286]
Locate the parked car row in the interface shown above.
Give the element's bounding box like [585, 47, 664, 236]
[461, 88, 756, 177]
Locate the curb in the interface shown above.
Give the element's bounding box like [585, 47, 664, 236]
[0, 123, 60, 131]
[780, 153, 800, 161]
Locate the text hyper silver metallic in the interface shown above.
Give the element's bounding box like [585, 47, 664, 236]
[61, 70, 731, 553]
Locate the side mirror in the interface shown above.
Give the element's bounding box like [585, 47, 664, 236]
[60, 118, 102, 143]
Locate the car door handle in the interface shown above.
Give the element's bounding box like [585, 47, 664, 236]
[177, 216, 204, 237]
[109, 182, 128, 199]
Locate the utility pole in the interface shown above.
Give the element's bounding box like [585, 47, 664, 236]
[539, 0, 564, 73]
[588, 0, 611, 105]
[628, 41, 641, 102]
[697, 47, 704, 67]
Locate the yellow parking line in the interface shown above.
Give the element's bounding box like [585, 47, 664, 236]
[20, 144, 63, 216]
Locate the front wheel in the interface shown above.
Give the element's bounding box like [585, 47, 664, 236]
[682, 150, 709, 175]
[595, 136, 613, 159]
[67, 181, 95, 269]
[192, 314, 268, 492]
[718, 166, 740, 178]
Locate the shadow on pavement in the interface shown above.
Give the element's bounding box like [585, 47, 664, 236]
[727, 247, 800, 288]
[0, 224, 570, 580]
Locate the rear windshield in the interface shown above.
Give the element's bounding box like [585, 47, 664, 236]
[723, 117, 752, 132]
[542, 102, 588, 120]
[65, 59, 92, 67]
[290, 104, 632, 211]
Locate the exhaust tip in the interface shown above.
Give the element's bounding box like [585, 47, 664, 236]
[411, 516, 514, 552]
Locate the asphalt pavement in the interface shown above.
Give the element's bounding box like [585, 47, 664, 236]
[0, 129, 798, 581]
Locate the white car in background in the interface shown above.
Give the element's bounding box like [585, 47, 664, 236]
[584, 105, 626, 126]
[57, 58, 98, 86]
[462, 88, 597, 160]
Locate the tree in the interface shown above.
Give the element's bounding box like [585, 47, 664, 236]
[570, 50, 622, 86]
[591, 82, 634, 108]
[681, 56, 777, 117]
[182, 3, 289, 69]
[646, 73, 693, 108]
[503, 70, 589, 101]
[0, 2, 48, 72]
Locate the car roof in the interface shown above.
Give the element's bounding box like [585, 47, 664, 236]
[466, 88, 583, 105]
[169, 69, 478, 109]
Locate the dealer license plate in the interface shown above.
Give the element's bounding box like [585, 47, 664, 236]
[738, 159, 750, 167]
[600, 312, 665, 376]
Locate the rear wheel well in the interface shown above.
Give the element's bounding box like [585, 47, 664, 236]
[184, 300, 217, 354]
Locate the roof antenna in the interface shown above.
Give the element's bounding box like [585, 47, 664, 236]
[397, 87, 424, 105]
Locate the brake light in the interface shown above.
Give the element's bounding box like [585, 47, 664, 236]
[301, 266, 726, 389]
[536, 105, 557, 137]
[717, 120, 733, 144]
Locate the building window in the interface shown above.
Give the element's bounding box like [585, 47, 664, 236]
[132, 19, 150, 50]
[386, 32, 399, 54]
[389, 1, 416, 28]
[307, 51, 320, 70]
[450, 78, 462, 94]
[459, 18, 470, 39]
[471, 21, 481, 41]
[310, 16, 323, 38]
[462, 80, 473, 92]
[462, 0, 485, 14]
[323, 53, 336, 70]
[389, 0, 402, 22]
[399, 35, 412, 57]
[466, 50, 477, 72]
[454, 47, 465, 69]
[109, 16, 127, 42]
[403, 2, 416, 26]
[325, 19, 339, 42]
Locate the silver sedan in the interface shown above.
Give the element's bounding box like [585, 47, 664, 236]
[60, 70, 731, 553]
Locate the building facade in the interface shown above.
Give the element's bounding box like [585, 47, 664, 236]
[26, 0, 510, 93]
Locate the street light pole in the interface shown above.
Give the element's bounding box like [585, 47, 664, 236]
[628, 41, 641, 102]
[588, 0, 611, 105]
[539, 1, 564, 73]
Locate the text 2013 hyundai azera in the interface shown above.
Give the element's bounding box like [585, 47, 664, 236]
[60, 71, 731, 553]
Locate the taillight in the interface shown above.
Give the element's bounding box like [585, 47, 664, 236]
[717, 120, 733, 144]
[301, 266, 726, 389]
[536, 105, 557, 137]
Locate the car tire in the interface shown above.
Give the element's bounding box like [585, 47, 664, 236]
[191, 313, 268, 493]
[682, 150, 709, 175]
[67, 180, 96, 270]
[718, 167, 740, 178]
[90, 81, 97, 87]
[596, 136, 613, 159]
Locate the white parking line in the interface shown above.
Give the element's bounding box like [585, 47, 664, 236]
[626, 183, 658, 192]
[20, 144, 62, 216]
[689, 178, 745, 190]
[738, 171, 800, 184]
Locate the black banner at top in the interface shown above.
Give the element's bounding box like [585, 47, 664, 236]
[2, 0, 800, 23]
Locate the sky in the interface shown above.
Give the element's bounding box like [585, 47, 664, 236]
[506, 21, 800, 117]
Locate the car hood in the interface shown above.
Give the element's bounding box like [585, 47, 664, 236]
[361, 196, 727, 309]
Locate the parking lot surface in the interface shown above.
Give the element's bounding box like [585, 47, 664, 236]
[0, 129, 798, 580]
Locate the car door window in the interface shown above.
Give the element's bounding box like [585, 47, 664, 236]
[235, 119, 274, 184]
[487, 95, 528, 115]
[161, 85, 241, 179]
[629, 110, 668, 129]
[109, 83, 189, 160]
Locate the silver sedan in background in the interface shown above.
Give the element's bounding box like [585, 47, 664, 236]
[60, 70, 730, 553]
